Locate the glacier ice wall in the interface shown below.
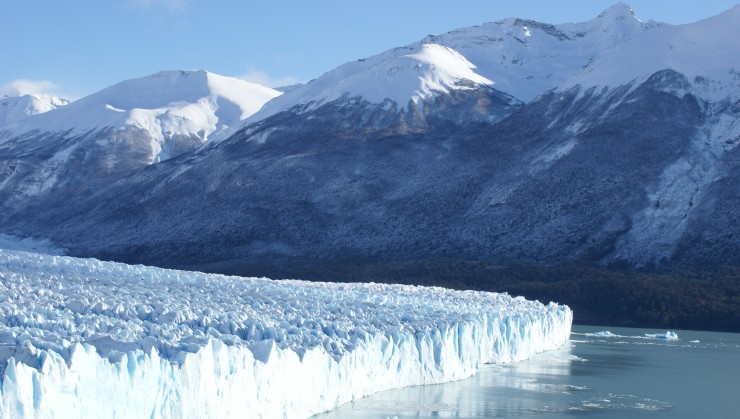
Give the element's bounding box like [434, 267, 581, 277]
[0, 249, 571, 418]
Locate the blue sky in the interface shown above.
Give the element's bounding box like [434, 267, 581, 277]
[1, 0, 737, 99]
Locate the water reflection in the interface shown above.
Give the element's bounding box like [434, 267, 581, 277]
[316, 343, 583, 418]
[310, 325, 736, 418]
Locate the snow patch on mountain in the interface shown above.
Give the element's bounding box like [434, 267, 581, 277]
[0, 249, 572, 418]
[406, 44, 493, 99]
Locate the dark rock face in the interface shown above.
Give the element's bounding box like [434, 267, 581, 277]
[2, 70, 737, 275]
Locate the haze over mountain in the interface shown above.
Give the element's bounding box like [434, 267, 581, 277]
[1, 3, 739, 278]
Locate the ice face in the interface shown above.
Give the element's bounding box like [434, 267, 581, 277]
[0, 249, 572, 418]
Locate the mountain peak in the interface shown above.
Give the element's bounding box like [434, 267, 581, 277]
[597, 2, 636, 20]
[591, 2, 644, 34]
[145, 69, 210, 81]
[247, 42, 493, 123]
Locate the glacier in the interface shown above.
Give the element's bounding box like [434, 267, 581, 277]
[0, 248, 571, 418]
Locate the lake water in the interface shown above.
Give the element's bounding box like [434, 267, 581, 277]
[314, 325, 740, 419]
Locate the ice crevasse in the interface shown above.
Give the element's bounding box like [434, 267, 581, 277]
[0, 249, 572, 418]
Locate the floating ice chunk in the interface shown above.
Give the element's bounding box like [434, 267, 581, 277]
[593, 330, 618, 338]
[578, 330, 620, 338]
[644, 331, 679, 340]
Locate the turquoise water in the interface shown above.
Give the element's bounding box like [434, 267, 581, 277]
[314, 325, 740, 418]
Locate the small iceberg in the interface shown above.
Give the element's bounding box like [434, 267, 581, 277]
[644, 331, 679, 340]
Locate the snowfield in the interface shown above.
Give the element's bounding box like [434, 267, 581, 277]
[0, 249, 571, 418]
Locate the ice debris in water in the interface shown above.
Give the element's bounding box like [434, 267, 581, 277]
[0, 249, 571, 418]
[644, 331, 679, 340]
[575, 330, 678, 341]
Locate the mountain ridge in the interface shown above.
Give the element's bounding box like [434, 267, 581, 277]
[2, 70, 282, 151]
[243, 2, 664, 126]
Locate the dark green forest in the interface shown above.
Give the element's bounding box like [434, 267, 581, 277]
[251, 260, 740, 333]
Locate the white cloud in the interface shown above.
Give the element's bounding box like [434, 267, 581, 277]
[238, 68, 302, 89]
[0, 79, 58, 97]
[128, 0, 188, 11]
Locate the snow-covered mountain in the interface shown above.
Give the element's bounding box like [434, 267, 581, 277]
[247, 3, 660, 124]
[2, 70, 281, 159]
[248, 3, 737, 126]
[0, 93, 69, 126]
[0, 70, 280, 209]
[3, 4, 740, 273]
